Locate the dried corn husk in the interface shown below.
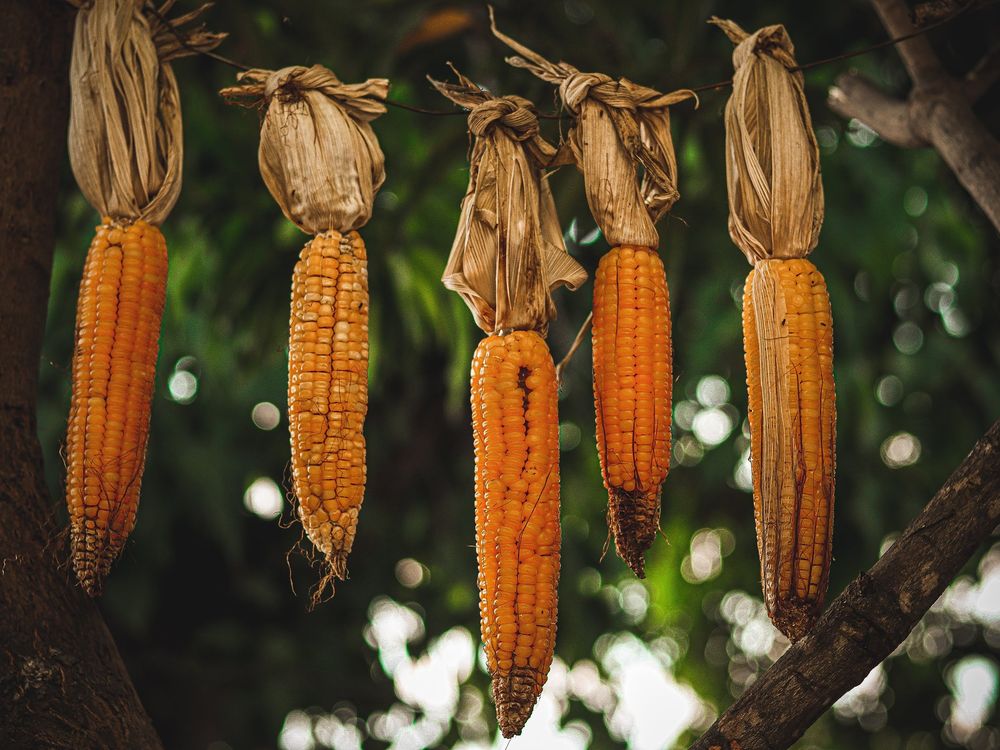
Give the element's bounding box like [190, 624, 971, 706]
[432, 70, 586, 335]
[68, 0, 224, 226]
[490, 10, 696, 249]
[220, 65, 387, 235]
[710, 18, 824, 264]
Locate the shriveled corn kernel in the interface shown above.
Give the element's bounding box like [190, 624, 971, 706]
[743, 257, 836, 641]
[289, 230, 369, 602]
[592, 245, 672, 577]
[472, 330, 560, 738]
[67, 220, 167, 596]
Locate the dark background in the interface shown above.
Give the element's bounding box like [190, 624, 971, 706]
[35, 1, 1000, 748]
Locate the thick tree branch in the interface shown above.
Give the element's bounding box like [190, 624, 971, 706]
[827, 0, 1000, 233]
[689, 420, 1000, 750]
[828, 72, 922, 147]
[0, 2, 162, 748]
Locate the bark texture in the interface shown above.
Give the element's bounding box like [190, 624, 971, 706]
[0, 2, 162, 748]
[689, 420, 1000, 750]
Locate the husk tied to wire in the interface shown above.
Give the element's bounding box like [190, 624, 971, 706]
[715, 19, 835, 642]
[221, 67, 387, 605]
[710, 17, 824, 264]
[64, 0, 222, 595]
[220, 65, 388, 235]
[69, 0, 225, 226]
[490, 8, 696, 247]
[490, 12, 693, 578]
[432, 69, 586, 335]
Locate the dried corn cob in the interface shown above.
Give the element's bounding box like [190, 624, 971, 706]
[714, 18, 834, 640]
[433, 71, 586, 737]
[592, 245, 671, 577]
[67, 220, 167, 595]
[472, 330, 560, 738]
[488, 14, 693, 578]
[743, 258, 835, 639]
[288, 230, 368, 591]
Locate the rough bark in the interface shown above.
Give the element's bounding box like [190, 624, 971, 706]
[828, 0, 1000, 233]
[0, 2, 162, 748]
[689, 420, 1000, 750]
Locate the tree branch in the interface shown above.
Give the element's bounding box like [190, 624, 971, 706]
[828, 72, 922, 147]
[872, 0, 947, 85]
[827, 0, 1000, 233]
[963, 41, 1000, 101]
[689, 420, 1000, 750]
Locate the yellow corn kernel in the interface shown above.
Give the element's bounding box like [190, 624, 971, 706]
[592, 245, 671, 577]
[67, 219, 167, 596]
[472, 330, 560, 738]
[743, 257, 836, 640]
[289, 230, 369, 602]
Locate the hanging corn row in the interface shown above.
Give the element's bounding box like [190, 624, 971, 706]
[490, 13, 695, 578]
[64, 0, 223, 595]
[221, 66, 387, 605]
[713, 18, 836, 642]
[432, 69, 587, 738]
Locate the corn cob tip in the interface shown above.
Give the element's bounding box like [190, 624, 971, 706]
[72, 542, 116, 597]
[608, 488, 661, 578]
[493, 667, 541, 738]
[74, 563, 105, 598]
[772, 599, 820, 643]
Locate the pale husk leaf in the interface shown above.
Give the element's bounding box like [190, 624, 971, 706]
[712, 18, 824, 263]
[491, 11, 696, 249]
[68, 0, 224, 226]
[433, 72, 586, 334]
[220, 65, 387, 235]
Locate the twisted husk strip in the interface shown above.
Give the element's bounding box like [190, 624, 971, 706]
[432, 69, 586, 335]
[68, 0, 225, 226]
[490, 9, 696, 247]
[220, 65, 387, 235]
[710, 17, 824, 263]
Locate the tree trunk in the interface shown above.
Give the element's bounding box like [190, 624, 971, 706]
[0, 2, 162, 748]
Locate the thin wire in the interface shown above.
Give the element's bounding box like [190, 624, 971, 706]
[158, 0, 990, 113]
[687, 0, 986, 94]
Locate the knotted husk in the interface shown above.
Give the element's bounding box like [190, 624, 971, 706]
[432, 70, 586, 335]
[220, 66, 387, 235]
[490, 10, 696, 248]
[68, 0, 225, 226]
[711, 18, 824, 264]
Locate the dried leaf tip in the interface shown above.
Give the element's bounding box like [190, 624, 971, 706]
[221, 66, 388, 235]
[432, 68, 586, 335]
[712, 18, 824, 263]
[148, 1, 228, 63]
[489, 6, 696, 248]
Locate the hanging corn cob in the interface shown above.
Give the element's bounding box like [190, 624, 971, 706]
[712, 18, 835, 641]
[65, 0, 223, 595]
[491, 12, 695, 577]
[432, 70, 586, 738]
[221, 67, 387, 605]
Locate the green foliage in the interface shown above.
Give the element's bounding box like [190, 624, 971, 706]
[36, 1, 999, 748]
